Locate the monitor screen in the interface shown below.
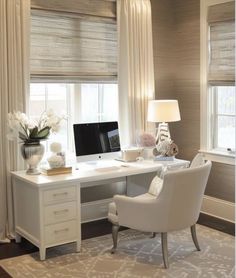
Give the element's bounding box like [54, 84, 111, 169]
[73, 122, 121, 157]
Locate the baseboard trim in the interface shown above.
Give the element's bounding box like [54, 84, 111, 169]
[201, 195, 235, 223]
[198, 213, 235, 236]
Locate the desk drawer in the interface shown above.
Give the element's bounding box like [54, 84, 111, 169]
[45, 220, 77, 245]
[43, 186, 76, 205]
[44, 202, 77, 225]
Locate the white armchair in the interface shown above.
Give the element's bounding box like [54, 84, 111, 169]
[108, 160, 212, 268]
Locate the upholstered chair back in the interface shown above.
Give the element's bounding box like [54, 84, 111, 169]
[156, 161, 212, 232]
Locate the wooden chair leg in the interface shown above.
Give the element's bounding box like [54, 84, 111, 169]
[161, 232, 169, 268]
[111, 225, 119, 254]
[191, 224, 201, 251]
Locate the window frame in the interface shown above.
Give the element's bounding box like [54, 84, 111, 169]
[29, 82, 119, 153]
[29, 83, 74, 152]
[211, 85, 235, 151]
[200, 0, 235, 165]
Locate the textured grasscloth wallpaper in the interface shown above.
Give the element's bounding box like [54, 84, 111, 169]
[151, 0, 235, 202]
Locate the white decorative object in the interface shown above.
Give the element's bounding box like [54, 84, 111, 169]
[156, 140, 172, 156]
[154, 140, 179, 158]
[156, 122, 171, 142]
[121, 148, 143, 162]
[47, 155, 64, 168]
[48, 142, 65, 168]
[50, 142, 62, 153]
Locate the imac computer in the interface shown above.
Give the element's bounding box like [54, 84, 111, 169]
[73, 121, 121, 164]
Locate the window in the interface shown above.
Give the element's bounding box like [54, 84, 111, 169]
[29, 0, 118, 152]
[29, 84, 72, 151]
[29, 83, 118, 152]
[79, 84, 118, 123]
[200, 0, 235, 164]
[211, 86, 235, 150]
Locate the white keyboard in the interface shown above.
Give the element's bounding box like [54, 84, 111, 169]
[94, 166, 120, 172]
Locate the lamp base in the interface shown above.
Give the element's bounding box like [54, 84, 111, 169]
[156, 122, 171, 144]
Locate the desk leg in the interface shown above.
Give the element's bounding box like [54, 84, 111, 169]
[15, 233, 22, 243]
[39, 247, 46, 260]
[77, 184, 81, 253]
[150, 232, 156, 238]
[76, 239, 81, 252]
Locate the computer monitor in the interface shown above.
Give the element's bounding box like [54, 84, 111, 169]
[73, 121, 121, 162]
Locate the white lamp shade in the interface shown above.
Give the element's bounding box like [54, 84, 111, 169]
[147, 100, 181, 122]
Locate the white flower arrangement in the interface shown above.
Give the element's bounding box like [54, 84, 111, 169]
[7, 109, 66, 143]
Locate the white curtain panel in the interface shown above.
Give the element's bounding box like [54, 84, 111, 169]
[117, 0, 155, 147]
[0, 0, 30, 242]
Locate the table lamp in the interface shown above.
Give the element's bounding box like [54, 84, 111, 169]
[147, 100, 181, 145]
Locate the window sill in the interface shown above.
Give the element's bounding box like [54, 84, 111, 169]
[199, 150, 235, 165]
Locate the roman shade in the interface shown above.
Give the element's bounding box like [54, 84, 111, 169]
[208, 1, 235, 82]
[31, 0, 116, 17]
[30, 0, 117, 82]
[207, 1, 235, 23]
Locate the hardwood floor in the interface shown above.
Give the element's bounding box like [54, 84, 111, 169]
[0, 219, 111, 261]
[0, 267, 11, 278]
[0, 214, 234, 278]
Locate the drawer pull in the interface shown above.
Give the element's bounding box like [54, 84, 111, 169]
[53, 192, 68, 197]
[53, 209, 69, 215]
[54, 228, 69, 234]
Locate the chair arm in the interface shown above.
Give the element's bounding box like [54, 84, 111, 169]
[113, 195, 164, 232]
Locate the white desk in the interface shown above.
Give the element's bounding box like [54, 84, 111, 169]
[12, 159, 189, 260]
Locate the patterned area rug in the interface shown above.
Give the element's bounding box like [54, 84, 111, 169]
[0, 225, 234, 278]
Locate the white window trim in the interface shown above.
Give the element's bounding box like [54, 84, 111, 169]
[200, 0, 235, 165]
[199, 149, 235, 165]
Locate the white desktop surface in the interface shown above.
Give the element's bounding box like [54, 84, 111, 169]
[12, 159, 170, 187]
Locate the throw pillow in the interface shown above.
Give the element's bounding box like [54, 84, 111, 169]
[148, 175, 163, 196]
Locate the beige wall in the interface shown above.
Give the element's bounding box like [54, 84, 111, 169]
[151, 0, 175, 100]
[151, 0, 235, 202]
[172, 0, 201, 161]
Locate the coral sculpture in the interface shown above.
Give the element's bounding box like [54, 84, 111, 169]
[153, 140, 179, 157]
